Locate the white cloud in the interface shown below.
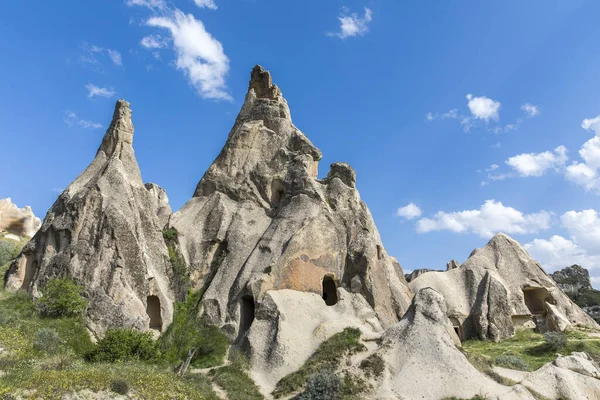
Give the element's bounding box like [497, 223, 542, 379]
[107, 49, 122, 66]
[64, 110, 103, 129]
[521, 103, 540, 117]
[525, 235, 600, 272]
[506, 146, 568, 177]
[73, 43, 123, 70]
[146, 9, 231, 100]
[329, 7, 373, 39]
[194, 0, 217, 10]
[395, 203, 422, 220]
[125, 0, 166, 10]
[564, 115, 600, 193]
[85, 84, 116, 98]
[582, 116, 600, 134]
[140, 34, 168, 49]
[466, 94, 501, 122]
[561, 210, 600, 255]
[485, 164, 499, 172]
[416, 200, 551, 238]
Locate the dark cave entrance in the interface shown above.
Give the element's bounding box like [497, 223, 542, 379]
[271, 179, 285, 208]
[523, 287, 550, 314]
[322, 276, 338, 306]
[146, 295, 163, 331]
[239, 295, 255, 338]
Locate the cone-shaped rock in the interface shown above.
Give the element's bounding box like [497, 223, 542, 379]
[170, 65, 412, 385]
[4, 100, 174, 337]
[410, 232, 598, 341]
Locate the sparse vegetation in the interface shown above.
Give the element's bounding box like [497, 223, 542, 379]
[273, 327, 366, 398]
[493, 355, 529, 371]
[543, 332, 567, 352]
[0, 235, 27, 267]
[37, 278, 88, 318]
[162, 227, 178, 241]
[209, 364, 264, 400]
[462, 328, 600, 373]
[110, 379, 129, 395]
[359, 353, 385, 377]
[298, 370, 340, 400]
[33, 328, 63, 354]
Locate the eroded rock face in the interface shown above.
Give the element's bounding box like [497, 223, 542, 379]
[551, 265, 593, 298]
[0, 198, 41, 238]
[4, 100, 175, 337]
[409, 233, 598, 341]
[170, 65, 412, 345]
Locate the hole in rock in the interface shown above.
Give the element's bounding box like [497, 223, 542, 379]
[449, 317, 461, 340]
[322, 276, 338, 306]
[239, 295, 255, 338]
[271, 179, 285, 208]
[146, 295, 162, 331]
[523, 287, 550, 314]
[21, 259, 37, 291]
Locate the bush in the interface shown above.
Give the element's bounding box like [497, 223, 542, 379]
[37, 278, 88, 318]
[85, 329, 162, 363]
[298, 371, 340, 400]
[0, 237, 24, 266]
[160, 290, 229, 369]
[111, 379, 130, 395]
[544, 332, 567, 352]
[162, 228, 178, 241]
[33, 328, 63, 354]
[359, 353, 385, 377]
[493, 355, 529, 371]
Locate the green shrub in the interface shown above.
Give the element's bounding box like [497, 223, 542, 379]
[359, 353, 385, 377]
[85, 329, 162, 363]
[544, 332, 567, 352]
[111, 379, 130, 395]
[162, 228, 178, 241]
[160, 290, 229, 369]
[37, 278, 88, 318]
[298, 371, 340, 400]
[0, 236, 25, 266]
[209, 365, 263, 400]
[33, 328, 63, 354]
[493, 355, 529, 371]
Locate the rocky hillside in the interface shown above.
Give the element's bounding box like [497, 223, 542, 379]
[552, 265, 600, 323]
[3, 66, 600, 400]
[0, 198, 40, 238]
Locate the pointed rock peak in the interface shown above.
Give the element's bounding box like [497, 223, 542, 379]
[98, 99, 134, 157]
[249, 65, 281, 100]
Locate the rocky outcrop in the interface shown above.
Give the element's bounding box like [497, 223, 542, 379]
[0, 198, 41, 238]
[169, 65, 412, 380]
[404, 268, 438, 283]
[4, 100, 175, 337]
[372, 288, 534, 399]
[551, 265, 593, 298]
[409, 233, 598, 341]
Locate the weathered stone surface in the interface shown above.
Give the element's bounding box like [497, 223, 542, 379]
[404, 268, 439, 283]
[0, 198, 41, 237]
[447, 259, 460, 270]
[169, 65, 412, 380]
[410, 233, 598, 341]
[4, 100, 174, 337]
[371, 288, 534, 400]
[551, 264, 592, 297]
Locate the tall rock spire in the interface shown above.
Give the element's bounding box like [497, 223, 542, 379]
[4, 99, 175, 337]
[170, 65, 413, 388]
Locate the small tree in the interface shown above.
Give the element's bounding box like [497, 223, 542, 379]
[37, 278, 88, 318]
[85, 329, 162, 363]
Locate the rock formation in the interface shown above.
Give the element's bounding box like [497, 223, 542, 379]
[168, 65, 412, 384]
[4, 100, 174, 337]
[409, 233, 598, 341]
[372, 288, 534, 399]
[552, 264, 600, 323]
[404, 268, 437, 283]
[0, 198, 41, 238]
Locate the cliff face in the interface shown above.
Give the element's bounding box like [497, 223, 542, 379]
[4, 100, 175, 337]
[552, 265, 600, 323]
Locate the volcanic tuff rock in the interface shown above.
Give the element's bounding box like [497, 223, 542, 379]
[169, 65, 412, 381]
[409, 233, 598, 341]
[552, 264, 594, 298]
[4, 100, 174, 337]
[0, 198, 41, 238]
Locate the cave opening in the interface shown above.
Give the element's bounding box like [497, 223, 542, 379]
[322, 276, 338, 306]
[146, 295, 162, 331]
[239, 295, 255, 338]
[523, 287, 550, 314]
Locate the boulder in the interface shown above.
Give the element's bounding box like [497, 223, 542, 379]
[4, 100, 175, 337]
[0, 198, 41, 237]
[409, 233, 598, 341]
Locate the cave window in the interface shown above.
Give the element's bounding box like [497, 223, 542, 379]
[322, 276, 338, 306]
[523, 287, 550, 314]
[239, 295, 255, 338]
[449, 317, 462, 340]
[146, 295, 162, 331]
[271, 179, 285, 208]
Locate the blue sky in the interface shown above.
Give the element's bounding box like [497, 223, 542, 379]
[2, 0, 600, 286]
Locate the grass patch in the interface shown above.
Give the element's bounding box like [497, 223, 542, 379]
[359, 353, 385, 378]
[462, 328, 600, 372]
[273, 327, 366, 398]
[209, 365, 263, 400]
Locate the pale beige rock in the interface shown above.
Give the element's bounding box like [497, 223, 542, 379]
[0, 198, 41, 237]
[410, 233, 598, 341]
[4, 100, 175, 337]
